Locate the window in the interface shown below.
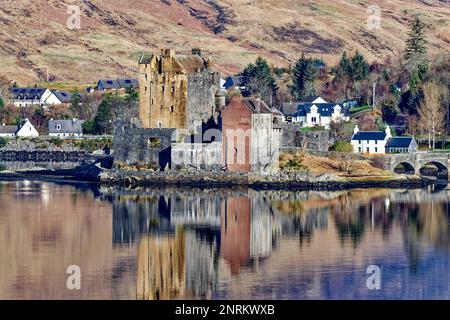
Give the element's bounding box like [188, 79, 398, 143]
[358, 147, 361, 152]
[366, 140, 369, 144]
[158, 122, 162, 128]
[366, 147, 369, 153]
[359, 140, 361, 144]
[56, 124, 61, 130]
[145, 86, 147, 92]
[375, 147, 378, 153]
[161, 86, 164, 92]
[179, 151, 183, 157]
[170, 106, 174, 113]
[375, 140, 377, 145]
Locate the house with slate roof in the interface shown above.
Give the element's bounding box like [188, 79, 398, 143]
[10, 88, 74, 107]
[289, 103, 350, 129]
[48, 119, 84, 138]
[0, 119, 39, 137]
[351, 125, 417, 154]
[281, 96, 349, 128]
[223, 76, 245, 91]
[96, 78, 139, 91]
[385, 137, 418, 153]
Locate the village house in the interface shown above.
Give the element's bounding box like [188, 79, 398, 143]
[9, 87, 74, 107]
[138, 48, 222, 131]
[95, 78, 139, 92]
[221, 95, 281, 173]
[48, 119, 84, 138]
[223, 76, 245, 91]
[280, 96, 327, 115]
[281, 96, 349, 128]
[350, 125, 418, 154]
[0, 119, 39, 138]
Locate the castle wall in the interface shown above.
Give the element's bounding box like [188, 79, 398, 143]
[113, 121, 176, 170]
[187, 71, 220, 130]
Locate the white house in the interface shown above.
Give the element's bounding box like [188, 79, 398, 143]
[351, 126, 418, 154]
[0, 119, 39, 138]
[289, 103, 350, 129]
[10, 88, 73, 107]
[48, 119, 84, 138]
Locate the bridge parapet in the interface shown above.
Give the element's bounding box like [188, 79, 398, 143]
[375, 152, 450, 177]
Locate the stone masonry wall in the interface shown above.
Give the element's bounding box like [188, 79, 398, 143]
[113, 121, 176, 170]
[187, 71, 220, 131]
[280, 123, 333, 151]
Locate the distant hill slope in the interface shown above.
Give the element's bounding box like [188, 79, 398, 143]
[0, 0, 449, 85]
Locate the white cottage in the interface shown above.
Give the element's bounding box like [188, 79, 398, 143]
[351, 126, 392, 154]
[10, 88, 73, 107]
[0, 119, 39, 138]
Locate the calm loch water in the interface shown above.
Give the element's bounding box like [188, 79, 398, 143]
[1, 179, 450, 300]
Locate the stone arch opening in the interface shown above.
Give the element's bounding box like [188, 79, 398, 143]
[419, 161, 448, 179]
[393, 162, 415, 175]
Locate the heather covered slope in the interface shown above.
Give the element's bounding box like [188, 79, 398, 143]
[0, 0, 449, 84]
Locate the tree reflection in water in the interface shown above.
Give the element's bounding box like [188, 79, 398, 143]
[2, 181, 450, 299]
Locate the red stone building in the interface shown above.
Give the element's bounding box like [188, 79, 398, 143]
[221, 95, 282, 173]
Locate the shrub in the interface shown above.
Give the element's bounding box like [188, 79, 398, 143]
[0, 164, 6, 172]
[50, 137, 63, 147]
[330, 141, 353, 153]
[0, 137, 7, 148]
[279, 151, 308, 171]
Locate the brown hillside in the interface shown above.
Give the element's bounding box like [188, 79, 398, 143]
[0, 0, 449, 85]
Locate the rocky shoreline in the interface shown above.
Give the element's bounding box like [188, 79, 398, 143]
[0, 160, 432, 191]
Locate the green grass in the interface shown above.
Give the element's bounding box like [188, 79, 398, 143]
[35, 82, 94, 92]
[349, 105, 372, 114]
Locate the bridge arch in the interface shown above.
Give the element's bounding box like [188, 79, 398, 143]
[392, 162, 416, 175]
[419, 161, 448, 179]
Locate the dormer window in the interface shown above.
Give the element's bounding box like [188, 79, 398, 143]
[56, 124, 61, 130]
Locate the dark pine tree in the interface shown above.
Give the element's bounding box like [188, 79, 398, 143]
[290, 53, 317, 100]
[404, 15, 427, 62]
[240, 56, 278, 106]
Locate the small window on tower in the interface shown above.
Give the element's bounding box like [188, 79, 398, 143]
[170, 106, 174, 113]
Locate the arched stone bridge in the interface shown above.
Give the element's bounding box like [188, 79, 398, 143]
[379, 153, 450, 178]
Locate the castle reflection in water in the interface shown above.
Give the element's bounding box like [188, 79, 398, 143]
[2, 180, 450, 299]
[109, 183, 450, 300]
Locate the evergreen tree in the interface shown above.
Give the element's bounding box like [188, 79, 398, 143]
[350, 51, 370, 82]
[93, 94, 114, 135]
[404, 15, 427, 62]
[240, 56, 278, 106]
[290, 54, 317, 100]
[69, 92, 82, 117]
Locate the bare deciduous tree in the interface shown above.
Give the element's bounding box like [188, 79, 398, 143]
[418, 82, 448, 149]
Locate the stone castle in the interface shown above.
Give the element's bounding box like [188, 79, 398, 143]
[138, 48, 224, 131]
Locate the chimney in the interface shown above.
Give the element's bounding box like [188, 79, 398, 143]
[385, 125, 391, 138]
